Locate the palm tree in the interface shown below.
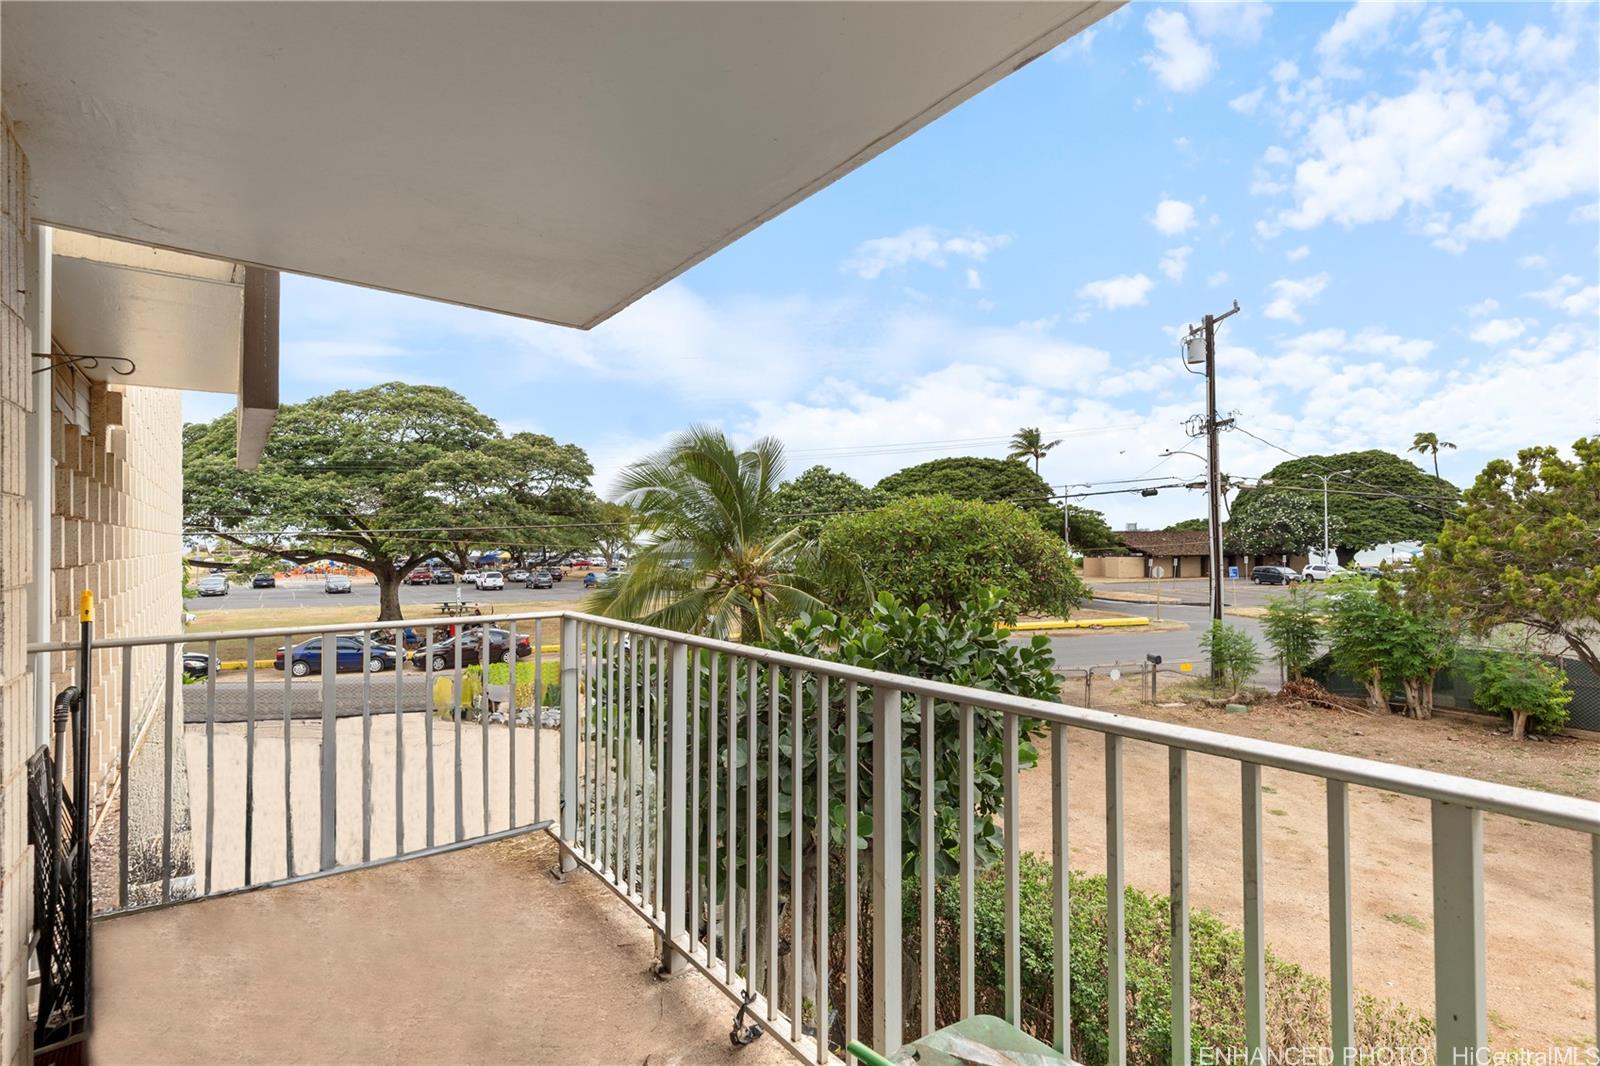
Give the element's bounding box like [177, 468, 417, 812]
[1007, 426, 1062, 474]
[1408, 431, 1456, 481]
[586, 426, 857, 642]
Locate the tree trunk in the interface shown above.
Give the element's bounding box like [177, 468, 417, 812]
[376, 568, 404, 621]
[1512, 709, 1528, 741]
[1401, 678, 1434, 719]
[1362, 668, 1386, 712]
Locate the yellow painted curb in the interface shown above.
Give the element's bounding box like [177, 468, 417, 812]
[219, 659, 277, 670]
[1011, 616, 1150, 631]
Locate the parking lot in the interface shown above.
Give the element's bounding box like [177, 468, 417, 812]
[1086, 575, 1306, 609]
[186, 574, 592, 613]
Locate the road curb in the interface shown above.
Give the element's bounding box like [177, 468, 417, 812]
[1012, 616, 1150, 631]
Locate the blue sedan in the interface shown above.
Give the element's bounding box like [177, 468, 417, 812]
[274, 635, 398, 677]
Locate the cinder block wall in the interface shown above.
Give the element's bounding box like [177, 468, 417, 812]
[48, 372, 183, 819]
[0, 112, 33, 1066]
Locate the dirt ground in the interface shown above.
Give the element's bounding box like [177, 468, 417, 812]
[92, 834, 795, 1066]
[1020, 678, 1599, 1052]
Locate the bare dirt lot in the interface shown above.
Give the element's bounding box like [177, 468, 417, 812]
[1017, 679, 1599, 1052]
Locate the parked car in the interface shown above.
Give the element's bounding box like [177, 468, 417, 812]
[508, 569, 529, 583]
[1356, 566, 1384, 579]
[407, 569, 434, 585]
[431, 569, 455, 584]
[251, 573, 276, 588]
[478, 571, 505, 591]
[182, 651, 215, 679]
[462, 570, 480, 585]
[408, 628, 532, 671]
[526, 570, 553, 590]
[274, 636, 397, 677]
[196, 574, 229, 597]
[1251, 565, 1299, 585]
[1301, 563, 1344, 582]
[325, 574, 353, 594]
[546, 565, 563, 582]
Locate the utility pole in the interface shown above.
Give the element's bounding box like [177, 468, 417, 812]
[1182, 301, 1240, 625]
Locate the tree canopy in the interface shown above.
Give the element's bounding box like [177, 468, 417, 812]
[821, 495, 1087, 619]
[1413, 437, 1600, 674]
[876, 455, 1119, 550]
[1228, 449, 1455, 557]
[1225, 492, 1337, 555]
[768, 465, 884, 541]
[183, 382, 593, 619]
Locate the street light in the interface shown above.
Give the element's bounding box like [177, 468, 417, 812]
[1313, 469, 1354, 566]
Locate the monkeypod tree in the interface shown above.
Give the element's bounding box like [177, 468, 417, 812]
[183, 383, 594, 620]
[1229, 450, 1456, 562]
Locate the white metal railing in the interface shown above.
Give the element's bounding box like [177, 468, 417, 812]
[554, 611, 1600, 1066]
[30, 609, 1600, 1065]
[29, 610, 566, 912]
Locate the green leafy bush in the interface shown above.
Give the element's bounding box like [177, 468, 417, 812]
[1467, 648, 1572, 740]
[1261, 589, 1323, 680]
[1198, 622, 1261, 696]
[874, 855, 1434, 1066]
[821, 495, 1087, 619]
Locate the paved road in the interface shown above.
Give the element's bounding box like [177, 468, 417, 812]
[186, 576, 591, 613]
[1038, 598, 1280, 688]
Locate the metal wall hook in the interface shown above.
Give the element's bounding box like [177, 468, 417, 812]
[32, 352, 137, 377]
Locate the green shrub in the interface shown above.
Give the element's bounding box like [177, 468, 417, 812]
[877, 855, 1433, 1066]
[466, 659, 561, 709]
[1199, 622, 1261, 695]
[1467, 648, 1572, 740]
[1261, 589, 1323, 680]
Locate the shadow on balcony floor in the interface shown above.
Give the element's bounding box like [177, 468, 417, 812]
[91, 833, 797, 1066]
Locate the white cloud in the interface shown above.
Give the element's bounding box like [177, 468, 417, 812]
[1517, 254, 1549, 270]
[1285, 245, 1311, 263]
[1077, 273, 1157, 310]
[1263, 274, 1330, 323]
[1229, 87, 1266, 115]
[1159, 246, 1193, 282]
[1468, 317, 1534, 345]
[1260, 9, 1599, 252]
[1526, 275, 1600, 318]
[1207, 271, 1230, 287]
[1143, 9, 1216, 92]
[1150, 198, 1198, 236]
[842, 226, 1012, 280]
[1316, 1, 1414, 77]
[965, 269, 984, 291]
[1571, 203, 1600, 224]
[1465, 298, 1499, 317]
[1270, 59, 1300, 85]
[1189, 1, 1272, 43]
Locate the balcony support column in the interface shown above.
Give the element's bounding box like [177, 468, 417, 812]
[26, 224, 53, 747]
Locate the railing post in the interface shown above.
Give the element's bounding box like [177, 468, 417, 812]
[871, 685, 903, 1055]
[320, 638, 338, 871]
[663, 639, 689, 974]
[1432, 799, 1486, 1066]
[559, 615, 579, 873]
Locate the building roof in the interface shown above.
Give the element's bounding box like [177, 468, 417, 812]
[4, 2, 1115, 329]
[1118, 529, 1216, 557]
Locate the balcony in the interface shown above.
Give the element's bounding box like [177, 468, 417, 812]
[30, 610, 1600, 1064]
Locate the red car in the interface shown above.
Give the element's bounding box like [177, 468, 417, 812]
[407, 569, 434, 585]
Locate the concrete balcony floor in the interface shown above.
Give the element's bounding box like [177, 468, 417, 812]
[92, 833, 796, 1066]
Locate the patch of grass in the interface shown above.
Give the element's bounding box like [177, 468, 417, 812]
[1382, 912, 1426, 932]
[1268, 808, 1288, 817]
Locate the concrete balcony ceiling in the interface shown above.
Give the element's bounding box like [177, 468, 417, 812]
[3, 1, 1115, 329]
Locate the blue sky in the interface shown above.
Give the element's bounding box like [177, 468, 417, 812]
[185, 1, 1600, 529]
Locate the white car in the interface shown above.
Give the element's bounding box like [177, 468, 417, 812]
[477, 571, 504, 591]
[462, 569, 480, 584]
[1301, 563, 1344, 582]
